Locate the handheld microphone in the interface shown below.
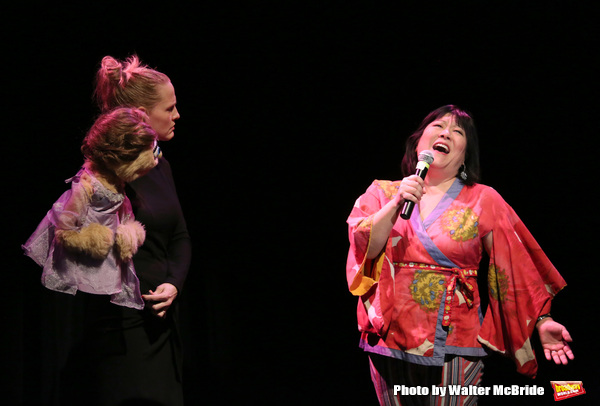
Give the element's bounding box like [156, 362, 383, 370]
[400, 150, 434, 220]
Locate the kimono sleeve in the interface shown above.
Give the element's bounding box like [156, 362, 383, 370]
[477, 188, 567, 377]
[346, 181, 392, 296]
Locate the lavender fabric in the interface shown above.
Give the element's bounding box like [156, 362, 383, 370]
[22, 168, 144, 309]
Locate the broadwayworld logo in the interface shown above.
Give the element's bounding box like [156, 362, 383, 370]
[551, 381, 585, 401]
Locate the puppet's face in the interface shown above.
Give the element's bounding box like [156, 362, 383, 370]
[113, 141, 159, 183]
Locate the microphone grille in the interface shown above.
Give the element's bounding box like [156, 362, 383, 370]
[418, 150, 434, 164]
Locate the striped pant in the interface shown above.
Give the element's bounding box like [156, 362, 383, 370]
[369, 354, 484, 406]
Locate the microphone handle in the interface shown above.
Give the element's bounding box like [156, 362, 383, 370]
[400, 166, 429, 220]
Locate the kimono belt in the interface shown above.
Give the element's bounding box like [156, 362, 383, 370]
[442, 267, 478, 327]
[396, 263, 478, 327]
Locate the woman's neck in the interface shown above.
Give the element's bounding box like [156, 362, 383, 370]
[419, 171, 457, 220]
[424, 169, 457, 193]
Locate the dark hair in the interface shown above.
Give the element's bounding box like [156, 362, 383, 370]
[82, 107, 156, 170]
[400, 105, 480, 185]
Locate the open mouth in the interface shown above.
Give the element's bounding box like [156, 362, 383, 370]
[433, 142, 450, 154]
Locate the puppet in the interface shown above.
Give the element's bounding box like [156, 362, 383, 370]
[22, 107, 161, 309]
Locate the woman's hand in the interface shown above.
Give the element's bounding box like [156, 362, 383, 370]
[142, 283, 178, 319]
[366, 175, 424, 259]
[537, 318, 575, 365]
[395, 174, 425, 206]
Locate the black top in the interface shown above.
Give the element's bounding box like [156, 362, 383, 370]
[56, 157, 190, 405]
[126, 157, 191, 295]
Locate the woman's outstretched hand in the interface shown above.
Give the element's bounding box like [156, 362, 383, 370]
[537, 319, 574, 365]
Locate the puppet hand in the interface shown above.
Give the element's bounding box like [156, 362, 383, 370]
[142, 283, 178, 319]
[115, 221, 146, 261]
[538, 319, 574, 365]
[56, 223, 114, 259]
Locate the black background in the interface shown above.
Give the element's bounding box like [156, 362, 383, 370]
[4, 1, 597, 405]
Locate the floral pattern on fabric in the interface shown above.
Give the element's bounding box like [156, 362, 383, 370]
[410, 269, 446, 312]
[346, 179, 567, 377]
[441, 207, 479, 242]
[488, 264, 509, 302]
[374, 180, 401, 200]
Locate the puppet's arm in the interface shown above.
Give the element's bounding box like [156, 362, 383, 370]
[115, 220, 145, 261]
[54, 174, 114, 259]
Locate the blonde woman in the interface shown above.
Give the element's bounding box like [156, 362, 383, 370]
[63, 55, 191, 406]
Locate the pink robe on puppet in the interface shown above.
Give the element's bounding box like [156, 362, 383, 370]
[347, 179, 566, 377]
[23, 168, 144, 310]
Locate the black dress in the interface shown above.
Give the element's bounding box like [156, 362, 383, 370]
[60, 157, 192, 406]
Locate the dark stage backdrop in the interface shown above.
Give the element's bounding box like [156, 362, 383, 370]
[5, 2, 597, 405]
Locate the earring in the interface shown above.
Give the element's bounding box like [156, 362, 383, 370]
[459, 164, 467, 181]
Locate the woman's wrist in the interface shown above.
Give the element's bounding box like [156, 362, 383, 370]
[536, 313, 553, 327]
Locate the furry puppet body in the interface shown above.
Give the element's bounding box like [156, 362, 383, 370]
[23, 168, 147, 309]
[23, 107, 159, 309]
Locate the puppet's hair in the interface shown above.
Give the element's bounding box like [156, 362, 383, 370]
[82, 107, 156, 170]
[94, 55, 170, 113]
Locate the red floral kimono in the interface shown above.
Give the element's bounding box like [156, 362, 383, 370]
[346, 179, 566, 377]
